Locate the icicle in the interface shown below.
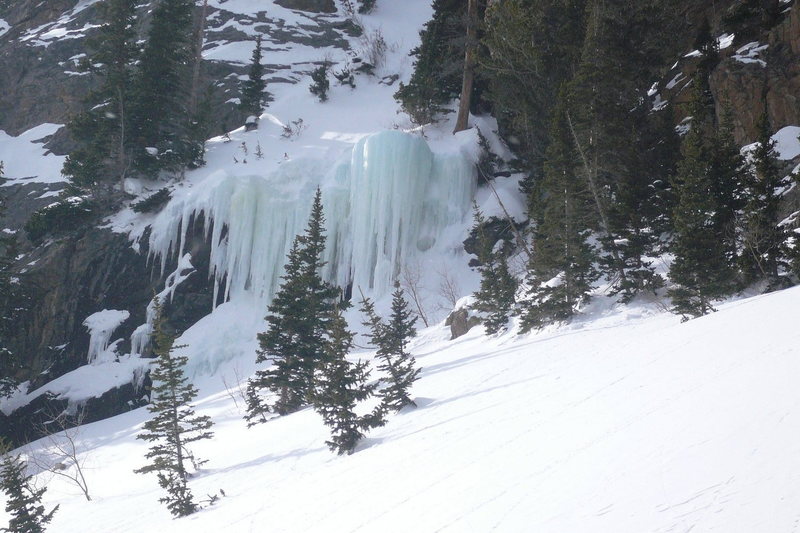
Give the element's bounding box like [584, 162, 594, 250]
[146, 131, 476, 311]
[83, 310, 129, 364]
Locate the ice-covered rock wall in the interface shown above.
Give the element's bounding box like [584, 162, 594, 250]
[83, 309, 129, 364]
[147, 130, 476, 309]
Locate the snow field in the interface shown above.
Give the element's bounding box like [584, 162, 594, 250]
[4, 286, 800, 532]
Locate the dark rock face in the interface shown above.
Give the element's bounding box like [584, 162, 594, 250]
[1, 380, 150, 447]
[662, 1, 800, 145]
[0, 0, 353, 138]
[274, 0, 337, 13]
[0, 214, 219, 446]
[0, 0, 96, 135]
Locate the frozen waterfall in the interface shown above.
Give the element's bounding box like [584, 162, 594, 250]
[147, 130, 476, 310]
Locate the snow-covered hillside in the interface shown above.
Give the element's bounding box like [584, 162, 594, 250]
[3, 1, 800, 530]
[3, 285, 800, 532]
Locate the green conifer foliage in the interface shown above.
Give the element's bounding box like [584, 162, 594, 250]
[470, 208, 518, 334]
[134, 298, 213, 518]
[521, 93, 597, 331]
[668, 118, 736, 319]
[130, 0, 196, 175]
[309, 65, 330, 103]
[710, 107, 746, 273]
[357, 0, 377, 14]
[395, 0, 478, 125]
[246, 190, 339, 420]
[0, 164, 21, 399]
[1, 443, 59, 533]
[62, 0, 139, 193]
[480, 0, 586, 172]
[311, 308, 385, 455]
[739, 113, 790, 288]
[360, 285, 420, 412]
[568, 0, 680, 300]
[239, 36, 268, 118]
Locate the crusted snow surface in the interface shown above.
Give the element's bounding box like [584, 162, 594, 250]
[772, 125, 800, 160]
[4, 285, 800, 532]
[741, 125, 800, 162]
[0, 124, 66, 185]
[0, 355, 150, 416]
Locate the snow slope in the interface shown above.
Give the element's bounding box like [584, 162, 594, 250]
[4, 286, 800, 532]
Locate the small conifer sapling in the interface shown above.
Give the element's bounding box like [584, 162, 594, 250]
[360, 284, 420, 411]
[134, 298, 213, 518]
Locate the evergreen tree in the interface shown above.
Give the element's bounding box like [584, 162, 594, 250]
[568, 0, 679, 300]
[395, 0, 487, 125]
[134, 298, 213, 518]
[130, 0, 196, 176]
[668, 114, 736, 319]
[710, 106, 747, 273]
[239, 36, 268, 118]
[61, 0, 139, 194]
[480, 0, 586, 174]
[1, 443, 58, 533]
[357, 0, 377, 14]
[521, 90, 597, 330]
[360, 284, 420, 411]
[309, 65, 330, 103]
[310, 308, 385, 455]
[470, 207, 517, 334]
[0, 164, 20, 399]
[739, 112, 789, 288]
[246, 190, 339, 420]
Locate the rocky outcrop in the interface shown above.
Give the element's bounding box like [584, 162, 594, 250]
[0, 0, 354, 138]
[662, 1, 800, 145]
[0, 209, 218, 446]
[445, 307, 481, 340]
[274, 0, 337, 13]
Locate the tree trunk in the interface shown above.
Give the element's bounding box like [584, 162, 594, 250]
[453, 0, 478, 134]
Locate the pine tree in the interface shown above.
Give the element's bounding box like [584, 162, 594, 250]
[480, 0, 586, 172]
[0, 164, 20, 399]
[1, 443, 59, 533]
[395, 0, 481, 125]
[470, 207, 517, 334]
[310, 308, 385, 455]
[134, 298, 213, 518]
[309, 65, 330, 103]
[246, 190, 339, 420]
[130, 0, 196, 176]
[569, 0, 678, 300]
[239, 36, 268, 119]
[521, 90, 597, 330]
[62, 0, 139, 193]
[668, 114, 736, 319]
[710, 106, 746, 274]
[357, 0, 377, 14]
[739, 112, 789, 288]
[360, 284, 420, 412]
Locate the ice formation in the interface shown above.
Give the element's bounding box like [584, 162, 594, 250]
[146, 130, 476, 310]
[130, 253, 196, 357]
[83, 309, 130, 364]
